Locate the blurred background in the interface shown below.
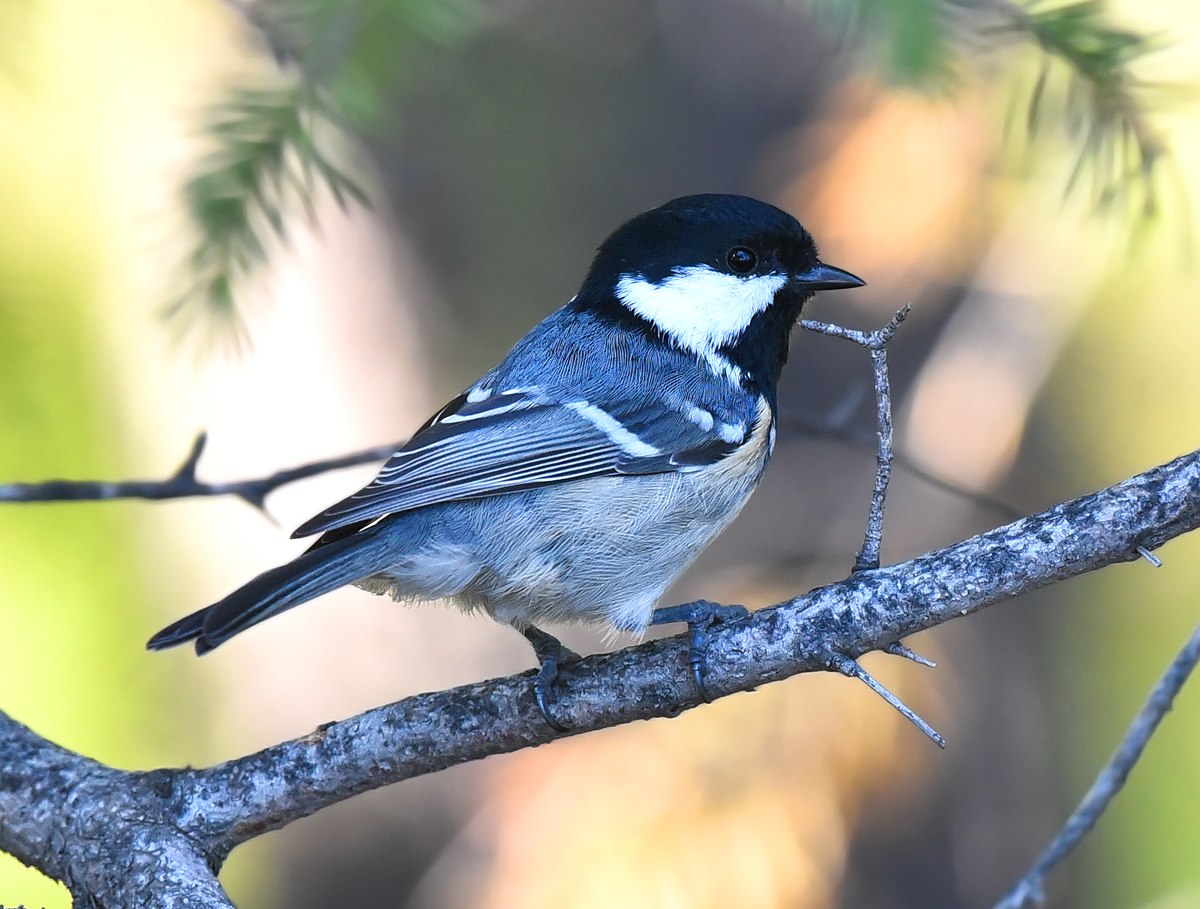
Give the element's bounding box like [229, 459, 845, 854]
[1, 0, 1199, 906]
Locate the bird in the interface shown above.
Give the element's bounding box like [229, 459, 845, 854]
[148, 193, 864, 728]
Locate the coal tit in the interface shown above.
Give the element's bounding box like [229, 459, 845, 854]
[149, 194, 863, 725]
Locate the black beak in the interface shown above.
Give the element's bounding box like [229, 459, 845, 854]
[794, 261, 865, 292]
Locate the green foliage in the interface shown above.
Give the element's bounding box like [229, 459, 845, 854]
[806, 0, 955, 88]
[170, 0, 481, 343]
[170, 83, 366, 342]
[242, 0, 480, 123]
[809, 0, 1166, 216]
[996, 1, 1166, 217]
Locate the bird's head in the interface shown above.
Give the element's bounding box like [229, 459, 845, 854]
[577, 194, 863, 390]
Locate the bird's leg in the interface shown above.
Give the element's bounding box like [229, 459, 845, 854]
[520, 625, 580, 732]
[649, 600, 749, 702]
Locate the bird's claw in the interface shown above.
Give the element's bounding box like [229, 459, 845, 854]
[650, 599, 749, 702]
[521, 626, 579, 732]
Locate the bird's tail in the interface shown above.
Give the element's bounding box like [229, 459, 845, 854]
[147, 528, 391, 655]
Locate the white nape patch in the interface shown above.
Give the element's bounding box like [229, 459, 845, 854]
[681, 402, 715, 432]
[466, 385, 492, 403]
[717, 421, 745, 444]
[566, 401, 661, 457]
[616, 266, 786, 371]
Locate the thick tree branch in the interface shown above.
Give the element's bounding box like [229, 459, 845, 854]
[0, 714, 235, 908]
[3, 448, 1197, 905]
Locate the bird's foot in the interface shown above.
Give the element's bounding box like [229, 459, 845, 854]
[650, 600, 749, 702]
[520, 625, 580, 732]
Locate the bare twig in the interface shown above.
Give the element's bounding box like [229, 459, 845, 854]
[995, 620, 1200, 908]
[825, 650, 946, 747]
[801, 304, 911, 573]
[800, 306, 941, 739]
[2, 447, 1198, 907]
[1136, 544, 1163, 567]
[0, 414, 1023, 523]
[885, 641, 937, 668]
[981, 0, 1167, 218]
[0, 434, 396, 512]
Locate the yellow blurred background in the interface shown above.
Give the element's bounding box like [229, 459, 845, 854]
[1, 1, 1199, 907]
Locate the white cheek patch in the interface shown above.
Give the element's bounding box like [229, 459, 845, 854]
[616, 266, 787, 364]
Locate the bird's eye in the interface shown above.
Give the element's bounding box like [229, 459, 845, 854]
[726, 246, 757, 274]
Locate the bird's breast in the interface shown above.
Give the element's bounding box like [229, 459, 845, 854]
[688, 394, 775, 499]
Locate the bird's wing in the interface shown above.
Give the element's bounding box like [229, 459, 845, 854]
[291, 387, 749, 537]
